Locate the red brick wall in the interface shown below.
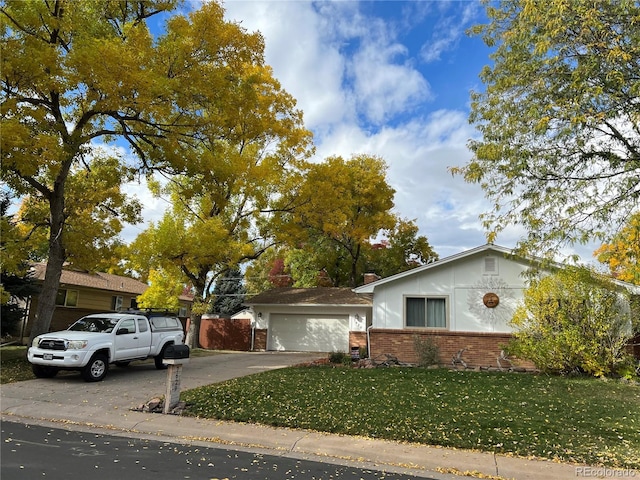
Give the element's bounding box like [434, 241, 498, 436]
[349, 331, 367, 350]
[369, 329, 535, 369]
[253, 329, 267, 351]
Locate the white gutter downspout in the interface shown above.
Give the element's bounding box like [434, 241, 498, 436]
[366, 324, 374, 359]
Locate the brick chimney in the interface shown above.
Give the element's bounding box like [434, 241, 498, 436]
[363, 273, 381, 285]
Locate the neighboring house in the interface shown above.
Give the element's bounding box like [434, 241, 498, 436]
[353, 243, 640, 368]
[245, 287, 372, 353]
[20, 263, 192, 339]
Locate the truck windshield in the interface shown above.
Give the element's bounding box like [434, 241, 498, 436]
[68, 317, 119, 333]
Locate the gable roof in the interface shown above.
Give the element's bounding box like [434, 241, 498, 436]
[353, 244, 533, 294]
[246, 287, 372, 306]
[353, 243, 640, 294]
[31, 263, 148, 294]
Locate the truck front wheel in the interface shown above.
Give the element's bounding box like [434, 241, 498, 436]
[82, 353, 109, 382]
[32, 364, 59, 378]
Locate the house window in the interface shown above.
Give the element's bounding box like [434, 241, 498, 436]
[112, 296, 123, 311]
[56, 289, 78, 307]
[178, 305, 187, 317]
[405, 296, 447, 328]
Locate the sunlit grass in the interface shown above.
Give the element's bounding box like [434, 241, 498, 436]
[0, 346, 34, 384]
[182, 366, 640, 469]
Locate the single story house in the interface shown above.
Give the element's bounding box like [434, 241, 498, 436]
[244, 244, 638, 368]
[245, 287, 372, 353]
[354, 243, 640, 368]
[19, 263, 192, 339]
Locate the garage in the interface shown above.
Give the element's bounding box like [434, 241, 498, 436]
[268, 314, 349, 352]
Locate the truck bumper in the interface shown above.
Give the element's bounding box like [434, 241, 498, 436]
[27, 348, 91, 368]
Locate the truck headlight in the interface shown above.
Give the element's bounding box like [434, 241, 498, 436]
[32, 337, 41, 348]
[66, 340, 88, 350]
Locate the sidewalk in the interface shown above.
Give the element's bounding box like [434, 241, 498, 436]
[1, 353, 636, 480]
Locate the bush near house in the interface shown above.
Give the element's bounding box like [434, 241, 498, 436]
[507, 266, 634, 377]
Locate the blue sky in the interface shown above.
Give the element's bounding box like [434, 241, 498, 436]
[125, 0, 597, 261]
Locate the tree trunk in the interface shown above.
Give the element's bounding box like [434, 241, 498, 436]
[185, 312, 201, 349]
[28, 181, 67, 344]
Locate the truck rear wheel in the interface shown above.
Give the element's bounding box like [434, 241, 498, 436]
[82, 353, 108, 382]
[154, 344, 170, 370]
[32, 364, 59, 378]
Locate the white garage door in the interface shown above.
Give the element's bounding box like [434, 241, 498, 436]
[269, 314, 349, 352]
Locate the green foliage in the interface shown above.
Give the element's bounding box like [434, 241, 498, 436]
[453, 0, 640, 255]
[413, 335, 440, 367]
[211, 267, 246, 316]
[182, 367, 640, 468]
[328, 351, 349, 364]
[365, 218, 438, 280]
[508, 266, 633, 377]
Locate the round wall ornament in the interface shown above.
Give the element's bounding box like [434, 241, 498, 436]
[482, 292, 500, 308]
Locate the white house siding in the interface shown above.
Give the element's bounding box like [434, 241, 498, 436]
[370, 250, 531, 334]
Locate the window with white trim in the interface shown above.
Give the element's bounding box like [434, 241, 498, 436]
[405, 296, 447, 328]
[55, 289, 78, 307]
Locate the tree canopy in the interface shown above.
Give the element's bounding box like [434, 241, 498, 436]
[453, 0, 640, 256]
[285, 154, 397, 287]
[1, 0, 309, 342]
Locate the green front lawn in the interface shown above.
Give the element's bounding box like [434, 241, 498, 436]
[182, 366, 640, 469]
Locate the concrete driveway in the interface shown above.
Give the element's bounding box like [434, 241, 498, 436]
[0, 351, 323, 413]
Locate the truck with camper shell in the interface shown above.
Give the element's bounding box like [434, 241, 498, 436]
[27, 310, 185, 382]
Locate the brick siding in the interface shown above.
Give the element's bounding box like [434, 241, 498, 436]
[369, 329, 536, 369]
[349, 331, 367, 350]
[253, 329, 267, 351]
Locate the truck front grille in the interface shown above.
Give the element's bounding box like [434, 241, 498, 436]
[38, 339, 66, 351]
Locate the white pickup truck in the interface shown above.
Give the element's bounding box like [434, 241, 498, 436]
[27, 311, 185, 382]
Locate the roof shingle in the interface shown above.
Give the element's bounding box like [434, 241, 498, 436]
[246, 287, 372, 306]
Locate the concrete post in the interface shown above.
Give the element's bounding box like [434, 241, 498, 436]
[163, 358, 189, 414]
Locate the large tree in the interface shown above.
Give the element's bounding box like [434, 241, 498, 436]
[126, 83, 311, 347]
[452, 0, 640, 256]
[288, 154, 397, 287]
[1, 0, 283, 342]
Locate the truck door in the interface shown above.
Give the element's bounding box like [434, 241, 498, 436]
[113, 318, 139, 360]
[136, 318, 152, 357]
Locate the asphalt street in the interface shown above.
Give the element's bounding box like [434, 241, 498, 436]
[1, 419, 436, 480]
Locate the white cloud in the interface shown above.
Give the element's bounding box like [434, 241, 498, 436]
[420, 2, 480, 63]
[221, 1, 498, 258]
